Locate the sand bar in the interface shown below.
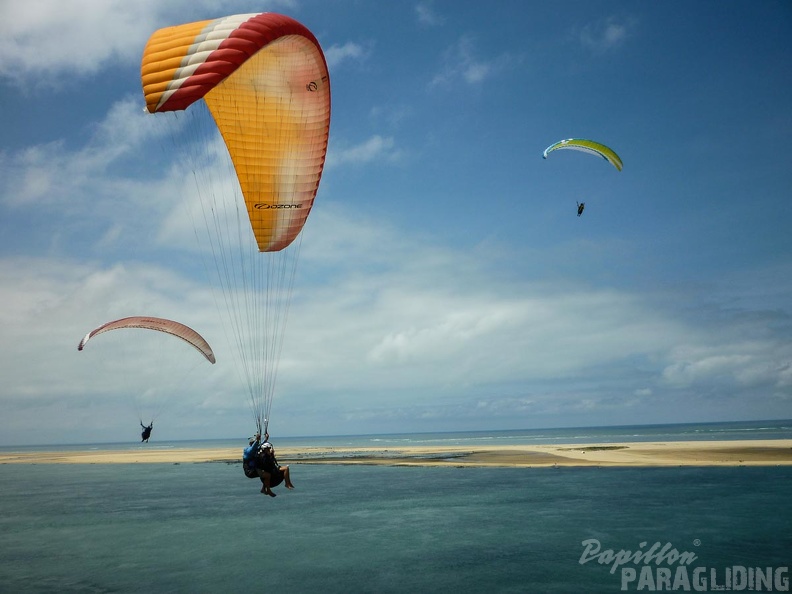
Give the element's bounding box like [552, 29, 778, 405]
[1, 439, 791, 467]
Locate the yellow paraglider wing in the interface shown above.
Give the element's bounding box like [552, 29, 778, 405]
[542, 138, 623, 171]
[141, 13, 331, 252]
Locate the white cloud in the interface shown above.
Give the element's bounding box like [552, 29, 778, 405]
[430, 35, 514, 87]
[369, 105, 413, 130]
[287, 207, 685, 398]
[324, 41, 370, 70]
[0, 0, 164, 82]
[0, 0, 302, 84]
[578, 16, 635, 53]
[0, 96, 174, 207]
[325, 134, 402, 167]
[415, 2, 444, 27]
[662, 342, 792, 390]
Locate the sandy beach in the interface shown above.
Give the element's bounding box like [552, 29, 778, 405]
[1, 439, 791, 467]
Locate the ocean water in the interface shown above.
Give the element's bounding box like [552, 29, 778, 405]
[7, 418, 792, 454]
[1, 421, 791, 593]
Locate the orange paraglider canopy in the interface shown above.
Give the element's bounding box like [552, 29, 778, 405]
[141, 13, 331, 252]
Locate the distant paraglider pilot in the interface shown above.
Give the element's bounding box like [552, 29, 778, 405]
[577, 201, 585, 217]
[140, 421, 153, 443]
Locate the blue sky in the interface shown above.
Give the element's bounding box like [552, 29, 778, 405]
[1, 1, 791, 445]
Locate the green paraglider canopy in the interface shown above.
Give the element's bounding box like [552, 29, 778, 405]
[543, 138, 623, 171]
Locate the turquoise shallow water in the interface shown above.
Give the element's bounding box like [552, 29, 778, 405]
[1, 461, 791, 593]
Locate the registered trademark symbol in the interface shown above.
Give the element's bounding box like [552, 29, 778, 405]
[693, 539, 701, 547]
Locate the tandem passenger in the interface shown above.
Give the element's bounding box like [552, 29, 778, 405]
[259, 433, 295, 494]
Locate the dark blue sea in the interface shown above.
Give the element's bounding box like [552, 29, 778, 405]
[1, 421, 791, 593]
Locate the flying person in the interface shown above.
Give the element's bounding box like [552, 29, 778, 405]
[577, 201, 585, 217]
[259, 432, 295, 495]
[140, 421, 153, 443]
[243, 433, 261, 474]
[242, 432, 290, 496]
[243, 433, 272, 493]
